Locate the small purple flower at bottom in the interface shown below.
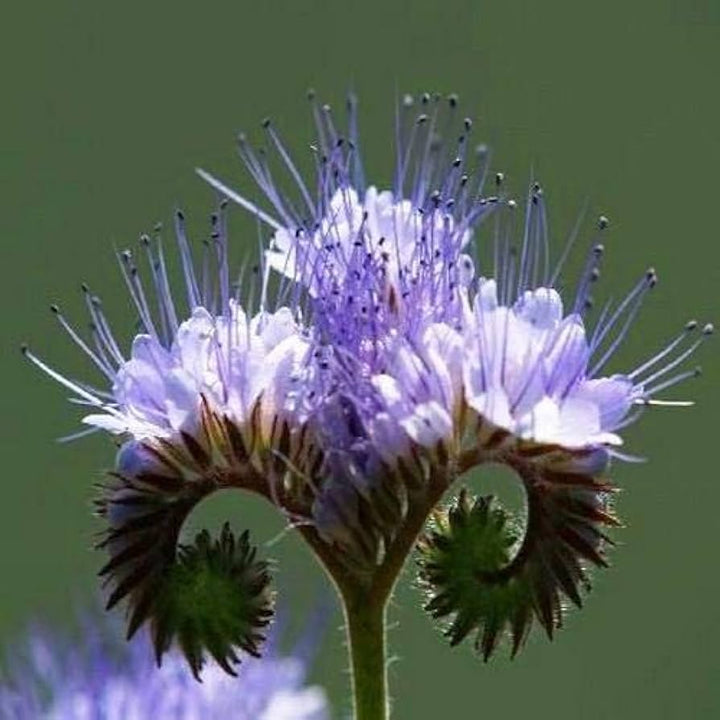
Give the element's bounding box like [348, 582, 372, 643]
[0, 612, 329, 720]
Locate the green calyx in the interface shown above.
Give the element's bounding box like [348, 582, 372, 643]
[151, 523, 274, 679]
[417, 480, 617, 661]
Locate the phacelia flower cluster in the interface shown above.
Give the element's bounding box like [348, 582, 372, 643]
[26, 91, 711, 662]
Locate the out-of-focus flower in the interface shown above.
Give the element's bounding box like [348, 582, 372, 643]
[0, 611, 329, 720]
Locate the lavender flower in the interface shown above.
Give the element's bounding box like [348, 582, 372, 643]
[24, 213, 310, 456]
[0, 613, 329, 720]
[199, 92, 711, 645]
[25, 89, 712, 714]
[23, 207, 316, 669]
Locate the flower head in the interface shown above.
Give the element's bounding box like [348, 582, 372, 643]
[0, 610, 329, 720]
[197, 93, 711, 650]
[23, 207, 317, 659]
[26, 90, 712, 662]
[24, 203, 311, 467]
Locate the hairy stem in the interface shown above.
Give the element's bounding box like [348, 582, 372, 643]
[293, 467, 453, 719]
[342, 589, 388, 720]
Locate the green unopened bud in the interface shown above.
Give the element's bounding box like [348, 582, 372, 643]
[418, 490, 527, 660]
[151, 523, 274, 679]
[417, 474, 619, 660]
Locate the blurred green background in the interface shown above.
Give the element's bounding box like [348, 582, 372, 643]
[1, 1, 718, 717]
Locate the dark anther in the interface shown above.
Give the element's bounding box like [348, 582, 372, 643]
[598, 215, 610, 230]
[261, 117, 271, 129]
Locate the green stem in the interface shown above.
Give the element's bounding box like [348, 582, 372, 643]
[294, 467, 453, 720]
[343, 590, 388, 720]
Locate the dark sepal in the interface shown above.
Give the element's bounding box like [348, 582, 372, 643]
[96, 462, 216, 633]
[417, 467, 619, 660]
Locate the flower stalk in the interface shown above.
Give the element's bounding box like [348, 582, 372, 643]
[343, 590, 388, 720]
[301, 467, 452, 720]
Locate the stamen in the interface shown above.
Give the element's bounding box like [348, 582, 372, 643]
[50, 305, 115, 381]
[589, 268, 656, 374]
[116, 249, 156, 338]
[195, 168, 282, 232]
[572, 239, 605, 316]
[346, 92, 365, 190]
[628, 320, 698, 380]
[21, 345, 115, 410]
[172, 210, 203, 310]
[644, 366, 702, 397]
[639, 324, 713, 388]
[56, 426, 101, 443]
[140, 233, 179, 340]
[263, 119, 316, 218]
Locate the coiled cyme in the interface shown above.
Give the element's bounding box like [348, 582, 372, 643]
[25, 90, 712, 664]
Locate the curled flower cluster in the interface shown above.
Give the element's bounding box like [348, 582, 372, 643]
[0, 611, 328, 720]
[26, 91, 711, 662]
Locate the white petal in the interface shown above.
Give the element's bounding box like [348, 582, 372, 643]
[400, 401, 452, 446]
[467, 387, 515, 431]
[82, 413, 130, 433]
[514, 287, 563, 329]
[572, 375, 635, 430]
